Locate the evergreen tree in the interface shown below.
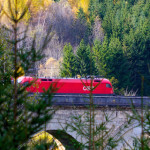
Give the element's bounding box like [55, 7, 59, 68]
[122, 0, 150, 95]
[0, 1, 56, 149]
[77, 7, 90, 44]
[60, 43, 76, 77]
[64, 79, 119, 150]
[76, 39, 98, 77]
[107, 37, 130, 89]
[91, 0, 150, 95]
[102, 0, 115, 38]
[88, 0, 106, 24]
[77, 7, 87, 23]
[93, 40, 106, 76]
[88, 0, 95, 25]
[93, 36, 130, 93]
[0, 27, 12, 77]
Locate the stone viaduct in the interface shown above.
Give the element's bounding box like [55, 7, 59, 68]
[37, 95, 150, 150]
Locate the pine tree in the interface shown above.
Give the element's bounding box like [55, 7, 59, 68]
[0, 0, 56, 149]
[93, 0, 150, 95]
[93, 36, 130, 94]
[77, 7, 87, 22]
[122, 0, 150, 95]
[60, 43, 77, 77]
[77, 7, 90, 44]
[0, 27, 12, 77]
[64, 78, 118, 150]
[76, 39, 98, 77]
[92, 40, 106, 76]
[107, 37, 130, 90]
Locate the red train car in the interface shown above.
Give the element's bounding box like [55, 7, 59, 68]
[17, 76, 114, 95]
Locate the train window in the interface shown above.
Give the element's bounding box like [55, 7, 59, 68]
[41, 79, 47, 81]
[22, 81, 29, 86]
[106, 84, 111, 88]
[94, 80, 100, 82]
[48, 79, 52, 81]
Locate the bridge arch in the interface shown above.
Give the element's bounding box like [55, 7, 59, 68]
[45, 108, 145, 149]
[47, 130, 82, 150]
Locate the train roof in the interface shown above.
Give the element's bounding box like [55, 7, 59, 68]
[19, 76, 111, 84]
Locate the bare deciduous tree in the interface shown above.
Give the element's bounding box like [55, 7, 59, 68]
[92, 16, 104, 43]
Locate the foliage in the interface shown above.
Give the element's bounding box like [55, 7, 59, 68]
[103, 0, 150, 95]
[27, 131, 58, 150]
[126, 77, 150, 149]
[23, 0, 149, 96]
[93, 37, 130, 93]
[77, 8, 92, 44]
[0, 0, 55, 149]
[76, 39, 98, 77]
[107, 37, 130, 89]
[64, 79, 119, 149]
[60, 43, 76, 77]
[78, 0, 90, 16]
[68, 0, 90, 15]
[0, 0, 52, 23]
[109, 77, 120, 95]
[60, 40, 98, 77]
[89, 0, 150, 95]
[77, 7, 87, 22]
[0, 27, 12, 76]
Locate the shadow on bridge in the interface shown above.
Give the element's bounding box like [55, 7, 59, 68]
[47, 130, 82, 150]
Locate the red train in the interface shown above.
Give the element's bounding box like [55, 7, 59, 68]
[17, 76, 114, 95]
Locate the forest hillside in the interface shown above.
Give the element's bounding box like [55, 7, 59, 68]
[1, 0, 149, 95]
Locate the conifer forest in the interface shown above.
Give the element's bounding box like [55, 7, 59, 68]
[1, 0, 149, 95]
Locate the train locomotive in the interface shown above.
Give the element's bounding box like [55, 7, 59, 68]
[17, 76, 114, 95]
[15, 76, 150, 107]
